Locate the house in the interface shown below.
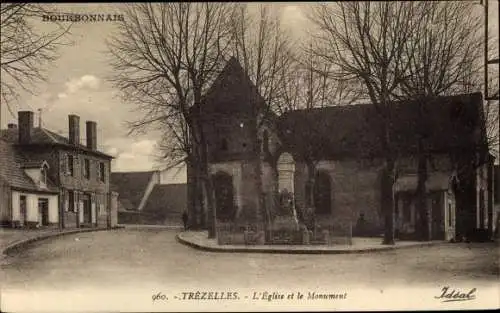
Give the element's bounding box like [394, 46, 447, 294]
[188, 57, 494, 242]
[110, 170, 186, 225]
[0, 111, 117, 228]
[0, 141, 59, 227]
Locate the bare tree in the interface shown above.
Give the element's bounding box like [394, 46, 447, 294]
[227, 4, 297, 233]
[0, 3, 72, 123]
[107, 3, 235, 237]
[229, 4, 296, 114]
[309, 1, 496, 243]
[308, 2, 420, 244]
[394, 1, 493, 241]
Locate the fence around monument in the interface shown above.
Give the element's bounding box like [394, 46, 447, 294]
[215, 221, 354, 246]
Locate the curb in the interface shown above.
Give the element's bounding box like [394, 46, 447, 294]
[2, 226, 124, 257]
[176, 233, 449, 255]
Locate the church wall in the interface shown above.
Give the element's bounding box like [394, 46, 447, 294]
[209, 160, 265, 224]
[293, 159, 385, 234]
[240, 160, 262, 222]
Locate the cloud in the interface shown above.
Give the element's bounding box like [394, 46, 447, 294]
[108, 138, 160, 172]
[65, 75, 101, 94]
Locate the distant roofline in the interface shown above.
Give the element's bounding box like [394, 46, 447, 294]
[281, 92, 483, 115]
[111, 170, 157, 174]
[1, 126, 114, 159]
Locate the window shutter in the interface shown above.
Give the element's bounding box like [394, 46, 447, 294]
[81, 157, 84, 177]
[74, 191, 79, 213]
[64, 190, 69, 212]
[62, 155, 67, 175]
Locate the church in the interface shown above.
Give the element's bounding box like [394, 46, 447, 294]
[188, 57, 495, 242]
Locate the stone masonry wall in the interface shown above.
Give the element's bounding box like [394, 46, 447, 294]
[293, 159, 384, 233]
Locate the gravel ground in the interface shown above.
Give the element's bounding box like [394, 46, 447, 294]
[1, 228, 498, 293]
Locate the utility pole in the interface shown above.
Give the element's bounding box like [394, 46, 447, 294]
[484, 0, 488, 100]
[482, 0, 499, 101]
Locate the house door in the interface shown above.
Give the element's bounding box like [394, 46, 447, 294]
[38, 198, 49, 226]
[19, 195, 27, 227]
[81, 194, 92, 224]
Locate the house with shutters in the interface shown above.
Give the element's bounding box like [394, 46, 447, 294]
[0, 111, 118, 229]
[187, 57, 495, 242]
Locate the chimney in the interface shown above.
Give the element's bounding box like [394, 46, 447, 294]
[68, 114, 80, 145]
[7, 123, 17, 129]
[85, 121, 97, 150]
[18, 111, 34, 144]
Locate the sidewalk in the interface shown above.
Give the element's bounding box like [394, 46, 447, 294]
[177, 231, 449, 254]
[1, 226, 120, 257]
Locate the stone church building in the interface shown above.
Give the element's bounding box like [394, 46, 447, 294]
[189, 57, 495, 242]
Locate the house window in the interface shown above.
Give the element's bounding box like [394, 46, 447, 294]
[98, 194, 106, 215]
[40, 167, 47, 185]
[68, 190, 75, 212]
[99, 162, 106, 182]
[83, 159, 90, 179]
[314, 171, 332, 215]
[67, 154, 74, 176]
[220, 138, 228, 151]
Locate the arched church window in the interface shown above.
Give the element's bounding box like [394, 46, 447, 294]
[213, 171, 235, 222]
[220, 138, 228, 151]
[314, 171, 332, 215]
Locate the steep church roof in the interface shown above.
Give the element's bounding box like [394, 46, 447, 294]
[278, 92, 488, 160]
[193, 57, 267, 116]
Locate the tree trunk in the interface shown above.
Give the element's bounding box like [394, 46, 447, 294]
[487, 160, 493, 239]
[186, 156, 200, 229]
[254, 147, 267, 231]
[382, 158, 396, 245]
[416, 139, 431, 241]
[197, 122, 216, 238]
[203, 174, 216, 238]
[306, 161, 315, 208]
[380, 106, 396, 245]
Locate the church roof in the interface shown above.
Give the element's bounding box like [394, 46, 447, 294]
[193, 57, 267, 116]
[278, 92, 487, 160]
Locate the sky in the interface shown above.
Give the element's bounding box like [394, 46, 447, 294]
[1, 2, 498, 183]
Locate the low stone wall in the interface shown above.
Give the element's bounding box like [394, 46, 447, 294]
[215, 222, 345, 246]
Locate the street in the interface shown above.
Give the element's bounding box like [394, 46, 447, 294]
[1, 228, 498, 292]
